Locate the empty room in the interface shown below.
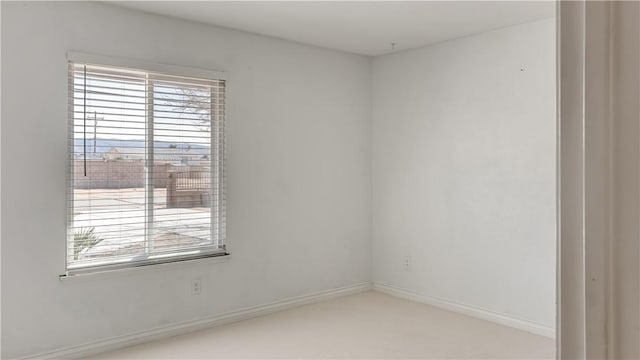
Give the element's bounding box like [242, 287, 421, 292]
[2, 1, 639, 359]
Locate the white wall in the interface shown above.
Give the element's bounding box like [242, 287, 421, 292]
[371, 19, 556, 332]
[0, 2, 371, 358]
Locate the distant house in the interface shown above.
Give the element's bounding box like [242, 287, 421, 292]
[73, 152, 105, 160]
[105, 146, 210, 165]
[105, 147, 145, 161]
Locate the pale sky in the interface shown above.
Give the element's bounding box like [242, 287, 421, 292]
[73, 73, 211, 145]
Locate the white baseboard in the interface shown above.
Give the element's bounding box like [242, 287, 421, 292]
[21, 282, 372, 360]
[373, 282, 555, 339]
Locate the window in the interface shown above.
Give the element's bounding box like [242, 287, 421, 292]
[67, 58, 226, 274]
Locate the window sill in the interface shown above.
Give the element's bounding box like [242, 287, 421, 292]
[59, 252, 230, 283]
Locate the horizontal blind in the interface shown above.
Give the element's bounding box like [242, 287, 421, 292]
[67, 62, 225, 273]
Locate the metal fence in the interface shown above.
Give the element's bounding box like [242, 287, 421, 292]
[174, 170, 211, 191]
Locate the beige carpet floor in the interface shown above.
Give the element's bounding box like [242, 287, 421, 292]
[89, 291, 555, 359]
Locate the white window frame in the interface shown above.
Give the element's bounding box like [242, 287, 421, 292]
[64, 52, 228, 276]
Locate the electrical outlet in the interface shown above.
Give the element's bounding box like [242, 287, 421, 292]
[191, 278, 201, 295]
[403, 256, 411, 272]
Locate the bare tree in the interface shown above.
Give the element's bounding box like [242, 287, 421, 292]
[169, 87, 212, 132]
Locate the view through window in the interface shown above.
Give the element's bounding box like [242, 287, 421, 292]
[68, 62, 225, 273]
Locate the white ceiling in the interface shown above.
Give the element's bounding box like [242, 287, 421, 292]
[111, 1, 555, 56]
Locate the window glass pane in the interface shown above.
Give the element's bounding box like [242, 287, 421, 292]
[151, 80, 213, 253]
[71, 66, 147, 264]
